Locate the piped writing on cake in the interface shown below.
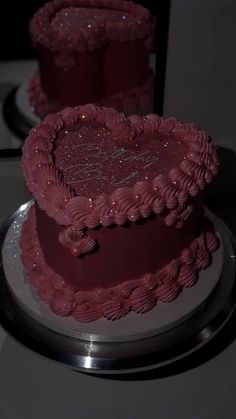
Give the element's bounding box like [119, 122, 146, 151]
[55, 134, 186, 193]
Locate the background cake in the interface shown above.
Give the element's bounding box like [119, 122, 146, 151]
[21, 104, 219, 322]
[29, 0, 155, 118]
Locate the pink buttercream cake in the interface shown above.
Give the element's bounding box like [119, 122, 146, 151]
[21, 105, 219, 322]
[29, 0, 155, 118]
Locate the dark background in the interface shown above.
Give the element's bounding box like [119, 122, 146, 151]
[0, 1, 167, 60]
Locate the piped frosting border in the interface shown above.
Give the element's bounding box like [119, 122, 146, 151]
[30, 0, 155, 52]
[22, 104, 219, 232]
[20, 204, 218, 322]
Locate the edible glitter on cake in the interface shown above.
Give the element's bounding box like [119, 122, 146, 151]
[54, 121, 188, 197]
[51, 7, 137, 41]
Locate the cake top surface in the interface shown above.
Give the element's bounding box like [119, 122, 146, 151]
[54, 120, 187, 197]
[22, 105, 219, 230]
[30, 0, 155, 51]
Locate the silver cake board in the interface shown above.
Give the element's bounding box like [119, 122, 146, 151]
[0, 202, 236, 375]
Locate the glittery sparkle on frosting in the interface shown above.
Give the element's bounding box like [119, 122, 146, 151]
[20, 205, 218, 322]
[30, 0, 155, 52]
[22, 104, 219, 242]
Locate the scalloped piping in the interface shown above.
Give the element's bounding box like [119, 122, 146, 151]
[22, 104, 219, 238]
[28, 70, 154, 118]
[20, 205, 219, 322]
[30, 0, 155, 52]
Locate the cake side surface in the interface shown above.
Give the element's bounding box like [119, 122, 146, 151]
[28, 68, 154, 118]
[20, 204, 218, 321]
[34, 197, 202, 291]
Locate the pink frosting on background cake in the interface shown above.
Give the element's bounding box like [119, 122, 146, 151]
[29, 0, 155, 118]
[21, 105, 219, 322]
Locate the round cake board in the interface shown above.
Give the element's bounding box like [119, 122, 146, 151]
[2, 202, 223, 344]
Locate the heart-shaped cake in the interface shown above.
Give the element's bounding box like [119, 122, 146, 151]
[29, 0, 155, 118]
[21, 104, 219, 322]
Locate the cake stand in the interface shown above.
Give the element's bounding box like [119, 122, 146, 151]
[0, 201, 236, 376]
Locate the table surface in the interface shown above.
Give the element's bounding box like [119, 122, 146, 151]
[1, 2, 236, 413]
